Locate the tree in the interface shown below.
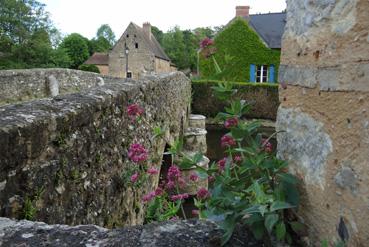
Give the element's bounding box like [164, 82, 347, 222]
[89, 36, 111, 53]
[96, 24, 115, 46]
[60, 33, 90, 69]
[151, 26, 164, 45]
[162, 27, 186, 70]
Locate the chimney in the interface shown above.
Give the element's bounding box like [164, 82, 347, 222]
[236, 6, 250, 18]
[143, 22, 152, 40]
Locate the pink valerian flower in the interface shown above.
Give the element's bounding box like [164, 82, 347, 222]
[197, 188, 210, 200]
[192, 210, 199, 216]
[234, 155, 242, 163]
[170, 193, 189, 201]
[154, 187, 164, 196]
[142, 191, 156, 202]
[170, 216, 179, 221]
[224, 117, 238, 129]
[127, 104, 144, 121]
[167, 165, 181, 181]
[217, 157, 227, 172]
[189, 173, 199, 182]
[177, 177, 187, 189]
[208, 176, 215, 183]
[200, 37, 214, 49]
[166, 180, 176, 190]
[221, 135, 236, 148]
[130, 173, 139, 183]
[261, 138, 273, 153]
[147, 167, 159, 175]
[128, 143, 148, 163]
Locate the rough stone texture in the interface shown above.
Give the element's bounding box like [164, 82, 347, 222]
[0, 218, 224, 247]
[192, 82, 279, 120]
[277, 107, 333, 188]
[0, 72, 191, 228]
[0, 69, 122, 106]
[277, 0, 369, 245]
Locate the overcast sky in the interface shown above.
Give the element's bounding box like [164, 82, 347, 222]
[39, 0, 286, 39]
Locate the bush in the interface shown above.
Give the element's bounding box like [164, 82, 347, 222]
[192, 80, 279, 120]
[78, 64, 100, 73]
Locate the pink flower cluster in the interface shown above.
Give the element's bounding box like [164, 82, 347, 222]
[217, 157, 227, 172]
[128, 143, 148, 163]
[130, 173, 139, 183]
[262, 138, 273, 153]
[147, 167, 159, 175]
[197, 187, 210, 200]
[189, 173, 199, 182]
[167, 165, 181, 181]
[170, 193, 189, 201]
[127, 104, 144, 121]
[221, 135, 236, 148]
[224, 117, 238, 129]
[200, 37, 214, 49]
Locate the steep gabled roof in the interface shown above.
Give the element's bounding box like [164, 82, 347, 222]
[131, 23, 171, 61]
[247, 12, 286, 49]
[84, 52, 109, 65]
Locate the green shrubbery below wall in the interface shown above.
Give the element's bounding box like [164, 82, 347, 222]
[199, 18, 281, 82]
[192, 80, 279, 120]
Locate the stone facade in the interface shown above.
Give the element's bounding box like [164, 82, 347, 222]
[0, 71, 191, 227]
[109, 23, 173, 79]
[276, 0, 369, 245]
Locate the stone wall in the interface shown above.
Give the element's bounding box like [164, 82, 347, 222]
[0, 72, 191, 228]
[192, 81, 279, 120]
[277, 0, 369, 245]
[0, 69, 121, 106]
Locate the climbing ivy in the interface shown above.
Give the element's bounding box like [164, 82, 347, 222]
[199, 18, 281, 82]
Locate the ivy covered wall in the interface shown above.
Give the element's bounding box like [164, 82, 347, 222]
[199, 18, 281, 82]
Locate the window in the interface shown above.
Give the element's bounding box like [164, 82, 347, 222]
[135, 43, 138, 49]
[126, 72, 132, 78]
[126, 34, 129, 38]
[256, 65, 268, 83]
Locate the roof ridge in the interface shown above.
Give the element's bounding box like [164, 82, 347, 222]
[250, 12, 286, 16]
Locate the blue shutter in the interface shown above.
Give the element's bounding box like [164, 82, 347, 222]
[269, 65, 275, 83]
[250, 64, 256, 83]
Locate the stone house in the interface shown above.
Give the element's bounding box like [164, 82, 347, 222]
[85, 22, 175, 79]
[199, 6, 286, 82]
[84, 52, 109, 75]
[234, 6, 286, 83]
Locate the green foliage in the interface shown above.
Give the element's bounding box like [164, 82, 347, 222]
[145, 195, 181, 223]
[192, 79, 278, 88]
[23, 197, 37, 220]
[199, 18, 281, 81]
[60, 33, 90, 69]
[0, 0, 72, 69]
[96, 24, 115, 46]
[78, 64, 100, 73]
[185, 82, 301, 245]
[89, 37, 111, 53]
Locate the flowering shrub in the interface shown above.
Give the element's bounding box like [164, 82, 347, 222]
[187, 83, 302, 245]
[128, 143, 149, 163]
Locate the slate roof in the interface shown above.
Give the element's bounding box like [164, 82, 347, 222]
[84, 52, 109, 65]
[131, 23, 171, 61]
[247, 12, 287, 49]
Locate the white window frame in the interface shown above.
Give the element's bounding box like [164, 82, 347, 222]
[256, 65, 268, 83]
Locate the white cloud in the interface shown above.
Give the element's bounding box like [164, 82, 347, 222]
[40, 0, 286, 39]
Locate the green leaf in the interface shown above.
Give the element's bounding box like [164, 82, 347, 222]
[231, 128, 244, 140]
[321, 240, 329, 247]
[277, 173, 298, 184]
[264, 213, 279, 233]
[251, 221, 265, 240]
[270, 201, 294, 212]
[220, 215, 236, 245]
[289, 221, 305, 233]
[275, 222, 286, 241]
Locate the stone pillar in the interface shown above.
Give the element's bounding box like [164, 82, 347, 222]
[276, 0, 369, 245]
